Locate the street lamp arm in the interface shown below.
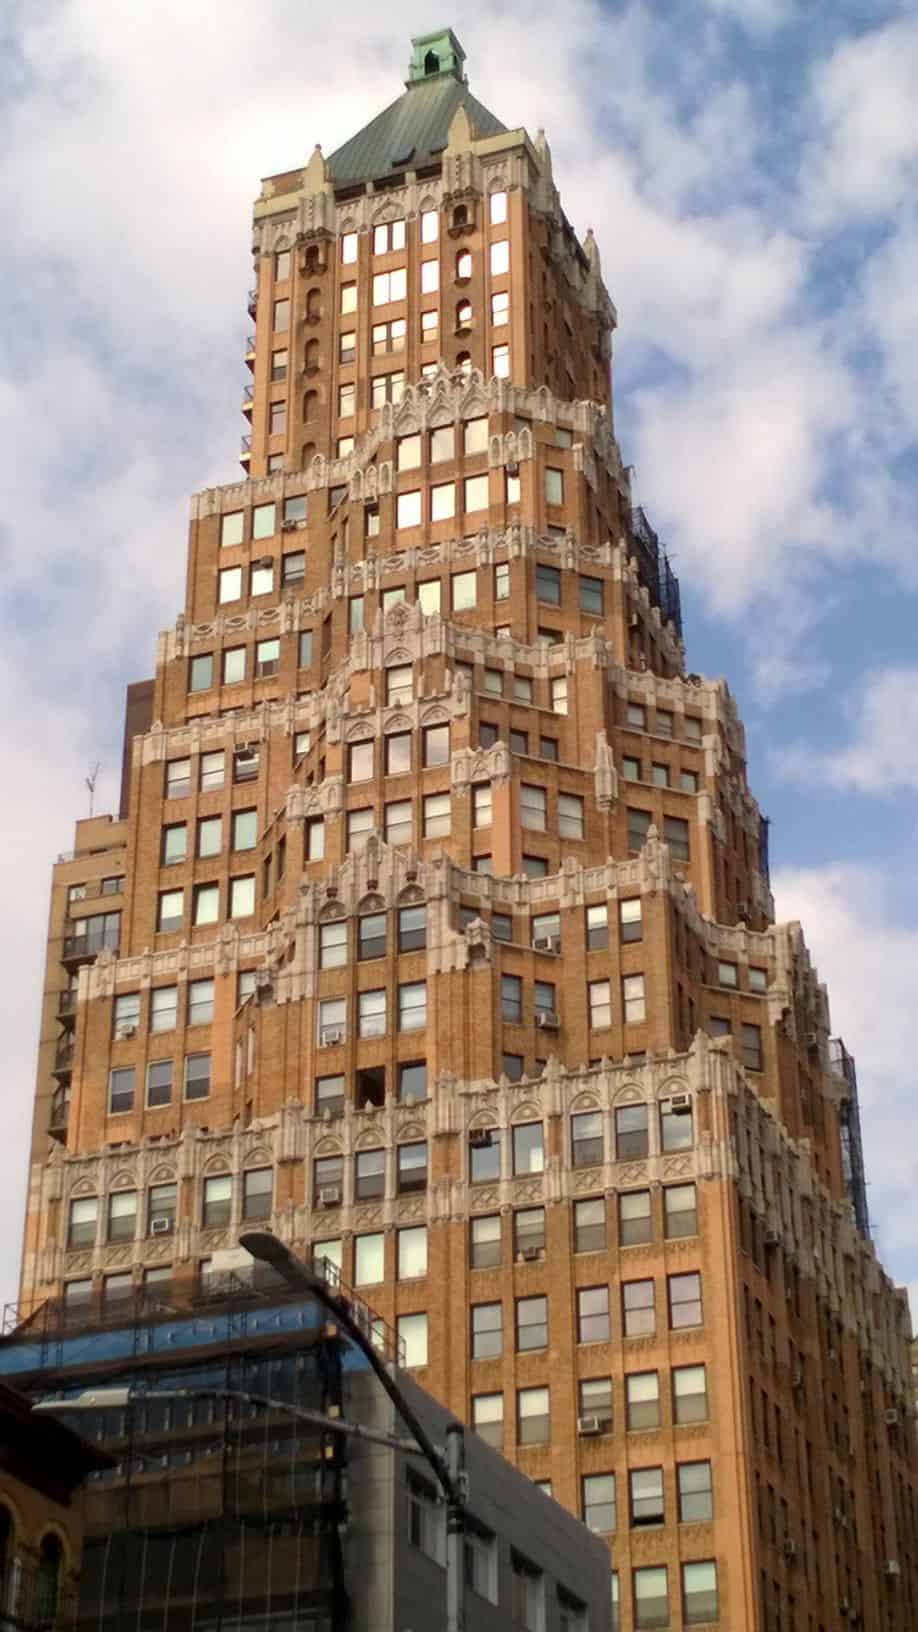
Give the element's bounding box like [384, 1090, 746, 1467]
[239, 1231, 463, 1509]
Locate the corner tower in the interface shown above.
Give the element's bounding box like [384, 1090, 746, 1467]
[21, 33, 917, 1632]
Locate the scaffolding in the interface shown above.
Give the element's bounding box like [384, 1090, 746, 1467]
[829, 1037, 870, 1238]
[0, 1268, 396, 1630]
[629, 505, 683, 640]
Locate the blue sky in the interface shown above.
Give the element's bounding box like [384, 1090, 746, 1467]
[1, 0, 916, 1313]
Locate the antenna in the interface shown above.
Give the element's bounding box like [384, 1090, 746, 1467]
[85, 763, 101, 818]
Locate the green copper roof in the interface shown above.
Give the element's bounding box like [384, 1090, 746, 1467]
[327, 31, 506, 188]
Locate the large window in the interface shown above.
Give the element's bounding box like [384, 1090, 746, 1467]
[109, 1067, 135, 1114]
[397, 1312, 428, 1368]
[634, 1567, 669, 1630]
[398, 1225, 427, 1278]
[682, 1562, 718, 1626]
[516, 1295, 547, 1352]
[242, 1168, 272, 1222]
[471, 1394, 503, 1452]
[622, 1279, 655, 1337]
[664, 1183, 697, 1238]
[470, 1215, 501, 1269]
[470, 1127, 500, 1184]
[68, 1197, 97, 1248]
[626, 1371, 660, 1431]
[397, 1142, 428, 1193]
[354, 1233, 385, 1287]
[398, 982, 427, 1031]
[588, 980, 611, 1029]
[517, 1385, 550, 1445]
[578, 1286, 610, 1344]
[571, 1112, 603, 1168]
[673, 1364, 708, 1423]
[573, 1197, 605, 1254]
[472, 1302, 502, 1360]
[619, 1189, 652, 1247]
[668, 1272, 703, 1329]
[616, 1103, 648, 1159]
[358, 989, 386, 1039]
[512, 1122, 544, 1175]
[202, 1175, 232, 1229]
[678, 1461, 713, 1523]
[355, 1149, 385, 1201]
[630, 1466, 664, 1527]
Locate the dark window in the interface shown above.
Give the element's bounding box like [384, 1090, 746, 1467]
[243, 1168, 272, 1221]
[501, 974, 523, 1024]
[536, 564, 561, 605]
[358, 912, 386, 960]
[355, 1148, 385, 1200]
[572, 1111, 603, 1167]
[579, 575, 603, 615]
[397, 1142, 428, 1193]
[470, 1127, 500, 1183]
[398, 904, 427, 951]
[627, 808, 652, 852]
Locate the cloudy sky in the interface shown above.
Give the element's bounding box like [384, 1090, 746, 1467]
[2, 0, 916, 1314]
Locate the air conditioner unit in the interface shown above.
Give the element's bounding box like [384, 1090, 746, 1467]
[469, 1129, 493, 1149]
[536, 1009, 560, 1030]
[506, 460, 520, 477]
[532, 935, 560, 953]
[151, 1217, 173, 1236]
[281, 519, 297, 531]
[669, 1092, 692, 1114]
[256, 556, 273, 569]
[318, 1185, 341, 1207]
[321, 1026, 344, 1046]
[783, 1539, 798, 1562]
[520, 1245, 543, 1262]
[884, 1407, 899, 1427]
[119, 1025, 137, 1040]
[236, 747, 257, 763]
[577, 1415, 602, 1436]
[764, 1229, 781, 1249]
[883, 1560, 900, 1578]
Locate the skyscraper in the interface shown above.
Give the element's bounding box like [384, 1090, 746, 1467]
[22, 29, 916, 1630]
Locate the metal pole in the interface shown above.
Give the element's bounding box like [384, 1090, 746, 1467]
[445, 1422, 466, 1632]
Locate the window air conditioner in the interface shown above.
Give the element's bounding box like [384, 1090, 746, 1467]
[318, 1186, 342, 1207]
[119, 1025, 137, 1040]
[764, 1229, 781, 1249]
[884, 1407, 899, 1427]
[669, 1093, 692, 1114]
[536, 1010, 560, 1030]
[520, 1245, 543, 1262]
[256, 556, 273, 569]
[151, 1217, 173, 1236]
[883, 1560, 900, 1578]
[469, 1129, 493, 1149]
[236, 747, 257, 763]
[321, 1026, 344, 1046]
[577, 1415, 602, 1436]
[532, 935, 560, 953]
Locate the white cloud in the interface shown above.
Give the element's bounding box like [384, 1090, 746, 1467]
[776, 665, 918, 792]
[773, 862, 918, 1310]
[807, 15, 918, 220]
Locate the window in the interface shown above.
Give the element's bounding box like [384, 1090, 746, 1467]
[374, 218, 406, 254]
[470, 1215, 500, 1269]
[340, 231, 358, 265]
[193, 882, 219, 927]
[583, 903, 608, 952]
[578, 1286, 610, 1344]
[398, 1225, 427, 1278]
[273, 298, 289, 331]
[513, 1122, 544, 1175]
[619, 1189, 652, 1247]
[623, 756, 640, 781]
[513, 674, 532, 703]
[189, 653, 213, 693]
[664, 1183, 697, 1239]
[398, 981, 427, 1031]
[511, 1554, 544, 1631]
[490, 289, 509, 326]
[536, 563, 561, 605]
[682, 1562, 718, 1626]
[669, 1272, 702, 1329]
[370, 366, 405, 402]
[419, 208, 439, 243]
[223, 647, 246, 684]
[150, 985, 178, 1034]
[305, 817, 325, 860]
[663, 814, 690, 862]
[420, 258, 439, 293]
[630, 1466, 664, 1529]
[678, 1460, 713, 1524]
[452, 569, 477, 611]
[319, 919, 347, 970]
[742, 1022, 763, 1071]
[674, 1364, 708, 1424]
[619, 900, 643, 945]
[420, 308, 439, 345]
[347, 808, 374, 853]
[517, 1295, 547, 1352]
[550, 676, 568, 715]
[502, 1053, 524, 1082]
[417, 578, 441, 615]
[518, 1385, 550, 1445]
[616, 1103, 648, 1159]
[158, 890, 183, 933]
[623, 1280, 655, 1338]
[501, 974, 523, 1024]
[314, 1154, 343, 1199]
[385, 731, 411, 776]
[358, 988, 386, 1039]
[385, 800, 412, 845]
[409, 1470, 443, 1564]
[398, 1312, 428, 1368]
[347, 739, 374, 784]
[660, 1098, 693, 1153]
[200, 751, 224, 791]
[680, 769, 698, 793]
[112, 992, 140, 1040]
[340, 282, 357, 315]
[395, 487, 422, 529]
[510, 1208, 543, 1260]
[221, 512, 244, 548]
[651, 762, 669, 788]
[68, 1196, 97, 1247]
[582, 1473, 616, 1534]
[394, 905, 424, 954]
[202, 1174, 231, 1229]
[185, 1053, 211, 1100]
[490, 240, 509, 275]
[459, 415, 488, 458]
[419, 724, 449, 771]
[471, 783, 492, 829]
[459, 473, 489, 518]
[146, 1180, 176, 1236]
[574, 1197, 605, 1253]
[397, 1142, 428, 1193]
[522, 854, 548, 879]
[455, 248, 473, 279]
[470, 1126, 500, 1184]
[717, 960, 738, 989]
[229, 875, 255, 920]
[421, 791, 449, 839]
[627, 808, 652, 852]
[588, 979, 611, 1029]
[218, 564, 243, 605]
[373, 268, 407, 305]
[242, 1168, 272, 1222]
[634, 1568, 668, 1631]
[397, 432, 421, 471]
[464, 1522, 497, 1602]
[355, 1148, 385, 1201]
[188, 978, 214, 1026]
[626, 1370, 660, 1431]
[354, 1233, 385, 1286]
[357, 912, 385, 962]
[655, 709, 673, 738]
[472, 1302, 502, 1360]
[194, 815, 220, 859]
[571, 1112, 602, 1168]
[315, 1074, 345, 1117]
[579, 1377, 613, 1433]
[623, 974, 646, 1024]
[398, 1061, 427, 1104]
[578, 574, 603, 615]
[231, 809, 257, 853]
[337, 381, 355, 418]
[559, 792, 584, 840]
[749, 965, 768, 992]
[544, 468, 564, 508]
[520, 784, 547, 831]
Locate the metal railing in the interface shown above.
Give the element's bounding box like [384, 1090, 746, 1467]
[61, 927, 119, 961]
[629, 505, 683, 640]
